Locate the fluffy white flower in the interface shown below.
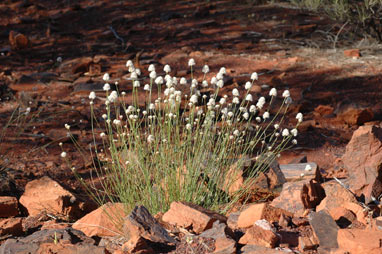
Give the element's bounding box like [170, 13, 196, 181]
[219, 98, 226, 104]
[256, 97, 266, 109]
[147, 135, 154, 143]
[103, 73, 110, 81]
[245, 94, 253, 102]
[130, 72, 138, 79]
[245, 81, 252, 90]
[133, 80, 140, 87]
[103, 83, 110, 91]
[263, 111, 270, 120]
[202, 65, 209, 74]
[291, 128, 298, 137]
[251, 72, 258, 80]
[89, 91, 96, 100]
[100, 132, 106, 138]
[274, 124, 279, 129]
[269, 88, 277, 97]
[282, 129, 290, 137]
[233, 129, 240, 136]
[232, 88, 239, 97]
[113, 119, 121, 125]
[216, 79, 224, 88]
[243, 112, 249, 120]
[232, 97, 240, 104]
[202, 80, 208, 87]
[61, 152, 67, 158]
[180, 77, 187, 85]
[296, 112, 303, 123]
[149, 71, 157, 79]
[186, 123, 192, 130]
[282, 90, 290, 98]
[219, 67, 226, 75]
[108, 91, 118, 102]
[188, 58, 195, 66]
[216, 72, 224, 80]
[211, 77, 217, 85]
[190, 94, 198, 104]
[148, 64, 155, 72]
[144, 84, 150, 91]
[292, 139, 297, 144]
[191, 79, 198, 87]
[135, 68, 141, 76]
[249, 105, 257, 113]
[305, 164, 312, 171]
[102, 114, 107, 119]
[155, 76, 163, 85]
[163, 64, 171, 73]
[149, 103, 155, 110]
[256, 117, 261, 122]
[65, 124, 70, 130]
[126, 60, 133, 67]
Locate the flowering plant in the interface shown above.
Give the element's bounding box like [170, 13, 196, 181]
[65, 59, 302, 214]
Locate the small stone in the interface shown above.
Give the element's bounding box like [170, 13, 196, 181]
[309, 210, 339, 249]
[338, 228, 382, 254]
[213, 237, 236, 254]
[0, 217, 23, 236]
[343, 49, 360, 58]
[298, 236, 318, 251]
[0, 196, 19, 217]
[238, 219, 280, 248]
[162, 201, 226, 234]
[240, 244, 288, 253]
[9, 31, 29, 50]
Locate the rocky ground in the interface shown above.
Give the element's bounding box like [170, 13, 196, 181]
[1, 0, 382, 253]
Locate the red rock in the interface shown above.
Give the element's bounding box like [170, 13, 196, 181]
[337, 228, 382, 254]
[237, 203, 292, 228]
[316, 180, 357, 213]
[329, 207, 357, 228]
[337, 108, 373, 125]
[343, 49, 360, 58]
[121, 235, 154, 254]
[315, 105, 334, 117]
[162, 201, 226, 234]
[37, 242, 107, 254]
[0, 196, 19, 217]
[271, 180, 307, 217]
[19, 176, 81, 218]
[214, 237, 236, 254]
[298, 236, 318, 251]
[342, 125, 382, 203]
[240, 245, 289, 253]
[342, 202, 368, 225]
[9, 31, 29, 50]
[73, 202, 127, 237]
[41, 220, 71, 230]
[301, 179, 326, 209]
[238, 219, 280, 248]
[0, 217, 23, 236]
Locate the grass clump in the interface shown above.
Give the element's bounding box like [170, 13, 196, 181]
[65, 59, 302, 216]
[290, 0, 382, 42]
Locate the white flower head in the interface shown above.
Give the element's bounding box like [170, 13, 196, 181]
[164, 64, 171, 73]
[144, 84, 150, 91]
[102, 114, 107, 119]
[263, 111, 270, 120]
[251, 72, 258, 80]
[256, 97, 266, 109]
[188, 58, 195, 67]
[296, 112, 303, 123]
[305, 164, 312, 171]
[269, 88, 277, 97]
[103, 83, 110, 91]
[148, 64, 155, 72]
[274, 124, 279, 129]
[245, 81, 252, 90]
[282, 128, 290, 137]
[113, 119, 121, 125]
[149, 103, 155, 110]
[202, 65, 209, 74]
[147, 135, 154, 143]
[65, 124, 70, 130]
[292, 139, 297, 145]
[232, 97, 240, 104]
[100, 132, 106, 138]
[108, 91, 118, 102]
[155, 76, 163, 85]
[180, 77, 187, 85]
[219, 98, 226, 104]
[133, 80, 140, 87]
[291, 128, 298, 137]
[186, 123, 192, 130]
[232, 88, 239, 97]
[245, 94, 253, 102]
[89, 91, 96, 100]
[249, 105, 256, 113]
[202, 80, 208, 87]
[126, 60, 133, 68]
[211, 77, 217, 85]
[219, 67, 226, 75]
[233, 129, 240, 136]
[149, 71, 157, 79]
[135, 68, 141, 76]
[216, 72, 224, 80]
[243, 112, 249, 120]
[60, 152, 67, 158]
[282, 90, 290, 98]
[216, 79, 224, 88]
[130, 72, 138, 79]
[190, 94, 198, 104]
[103, 73, 110, 81]
[256, 117, 261, 122]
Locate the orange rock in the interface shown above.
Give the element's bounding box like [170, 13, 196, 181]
[316, 181, 357, 213]
[337, 108, 373, 126]
[238, 219, 280, 248]
[343, 49, 360, 58]
[315, 105, 334, 117]
[0, 196, 19, 217]
[162, 201, 226, 234]
[19, 176, 81, 218]
[237, 203, 292, 229]
[0, 217, 23, 236]
[342, 202, 368, 225]
[9, 31, 29, 50]
[214, 237, 236, 254]
[73, 202, 127, 237]
[337, 228, 382, 254]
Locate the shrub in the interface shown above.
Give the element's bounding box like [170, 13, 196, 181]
[65, 59, 302, 216]
[290, 0, 382, 42]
